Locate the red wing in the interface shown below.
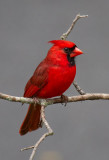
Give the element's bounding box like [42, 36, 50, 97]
[23, 82, 39, 98]
[24, 61, 49, 98]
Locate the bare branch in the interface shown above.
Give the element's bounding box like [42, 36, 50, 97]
[21, 106, 53, 160]
[1, 92, 109, 106]
[0, 92, 34, 104]
[47, 93, 109, 104]
[60, 13, 88, 95]
[73, 80, 86, 95]
[60, 13, 88, 40]
[1, 91, 109, 160]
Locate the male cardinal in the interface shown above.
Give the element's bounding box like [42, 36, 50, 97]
[19, 40, 83, 135]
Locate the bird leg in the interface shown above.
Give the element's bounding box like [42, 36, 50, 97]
[61, 94, 68, 106]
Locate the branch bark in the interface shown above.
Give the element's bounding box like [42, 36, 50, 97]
[0, 92, 109, 106]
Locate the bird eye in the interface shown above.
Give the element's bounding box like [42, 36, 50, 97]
[64, 48, 69, 53]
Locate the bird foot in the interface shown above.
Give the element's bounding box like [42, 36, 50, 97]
[33, 97, 39, 109]
[61, 94, 68, 106]
[33, 97, 38, 103]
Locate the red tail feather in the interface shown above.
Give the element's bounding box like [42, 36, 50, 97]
[19, 104, 41, 135]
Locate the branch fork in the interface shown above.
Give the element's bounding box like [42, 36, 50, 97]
[21, 105, 53, 160]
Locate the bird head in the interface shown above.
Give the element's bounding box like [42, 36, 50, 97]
[48, 40, 83, 66]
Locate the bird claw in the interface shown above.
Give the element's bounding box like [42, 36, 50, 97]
[33, 97, 39, 109]
[33, 97, 38, 103]
[61, 94, 68, 106]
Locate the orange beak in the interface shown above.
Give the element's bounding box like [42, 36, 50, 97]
[70, 47, 83, 58]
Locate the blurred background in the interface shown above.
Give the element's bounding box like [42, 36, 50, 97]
[0, 0, 109, 160]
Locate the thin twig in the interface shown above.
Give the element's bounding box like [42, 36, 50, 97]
[21, 106, 53, 160]
[21, 145, 34, 151]
[60, 13, 88, 40]
[60, 13, 88, 95]
[73, 80, 86, 95]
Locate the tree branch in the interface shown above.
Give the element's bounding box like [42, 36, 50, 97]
[1, 91, 109, 160]
[60, 13, 88, 40]
[21, 106, 53, 160]
[73, 80, 86, 95]
[1, 92, 109, 106]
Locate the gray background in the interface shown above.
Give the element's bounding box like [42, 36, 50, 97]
[0, 0, 109, 160]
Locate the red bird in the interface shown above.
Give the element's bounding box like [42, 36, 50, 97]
[19, 40, 83, 135]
